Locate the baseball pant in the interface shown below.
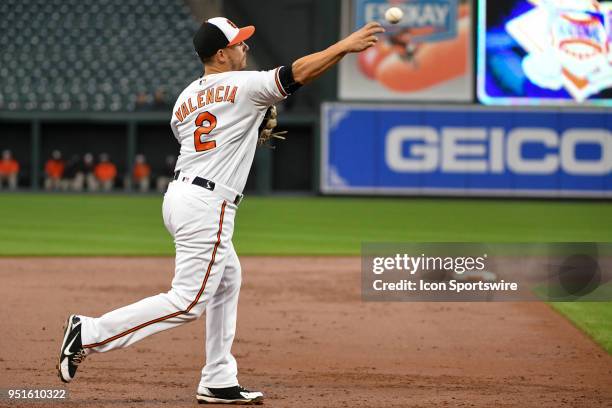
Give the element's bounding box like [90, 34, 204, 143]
[80, 180, 242, 388]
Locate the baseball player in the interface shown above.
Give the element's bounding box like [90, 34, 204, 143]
[58, 17, 384, 404]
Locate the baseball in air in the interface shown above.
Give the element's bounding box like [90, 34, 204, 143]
[384, 7, 404, 24]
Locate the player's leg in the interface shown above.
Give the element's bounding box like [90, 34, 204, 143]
[161, 176, 172, 193]
[140, 177, 150, 192]
[200, 241, 241, 389]
[86, 173, 98, 191]
[59, 182, 237, 382]
[197, 243, 264, 404]
[80, 185, 236, 352]
[8, 174, 17, 189]
[72, 173, 84, 192]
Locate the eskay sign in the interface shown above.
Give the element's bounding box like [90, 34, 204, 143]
[361, 0, 456, 41]
[321, 104, 612, 197]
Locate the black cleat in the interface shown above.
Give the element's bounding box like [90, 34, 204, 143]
[57, 315, 89, 383]
[196, 385, 264, 404]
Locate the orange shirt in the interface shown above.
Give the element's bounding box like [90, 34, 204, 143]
[45, 160, 64, 179]
[133, 163, 151, 180]
[94, 162, 117, 182]
[0, 159, 19, 175]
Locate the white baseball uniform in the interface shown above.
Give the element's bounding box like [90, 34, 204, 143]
[79, 67, 287, 389]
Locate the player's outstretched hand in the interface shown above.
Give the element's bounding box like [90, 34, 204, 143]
[340, 22, 385, 53]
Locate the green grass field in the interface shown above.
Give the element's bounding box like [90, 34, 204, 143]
[550, 302, 612, 353]
[1, 194, 611, 256]
[0, 193, 611, 352]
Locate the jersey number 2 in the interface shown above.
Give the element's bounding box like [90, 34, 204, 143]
[194, 111, 217, 152]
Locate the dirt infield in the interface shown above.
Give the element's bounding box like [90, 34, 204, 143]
[1, 257, 611, 408]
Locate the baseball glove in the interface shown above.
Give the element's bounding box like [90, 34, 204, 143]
[258, 106, 287, 148]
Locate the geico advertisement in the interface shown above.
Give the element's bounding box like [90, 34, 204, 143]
[321, 104, 612, 197]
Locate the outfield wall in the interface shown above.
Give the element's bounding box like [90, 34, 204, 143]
[321, 103, 612, 198]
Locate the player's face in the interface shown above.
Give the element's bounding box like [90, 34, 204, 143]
[225, 41, 249, 70]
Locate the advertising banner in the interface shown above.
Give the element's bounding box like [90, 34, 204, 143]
[321, 103, 612, 197]
[338, 0, 472, 101]
[477, 0, 612, 106]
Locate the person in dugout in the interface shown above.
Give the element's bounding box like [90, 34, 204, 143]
[0, 149, 19, 190]
[94, 153, 117, 192]
[132, 154, 151, 193]
[63, 154, 81, 191]
[44, 150, 65, 191]
[156, 155, 176, 193]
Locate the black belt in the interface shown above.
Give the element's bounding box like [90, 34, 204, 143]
[173, 171, 242, 205]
